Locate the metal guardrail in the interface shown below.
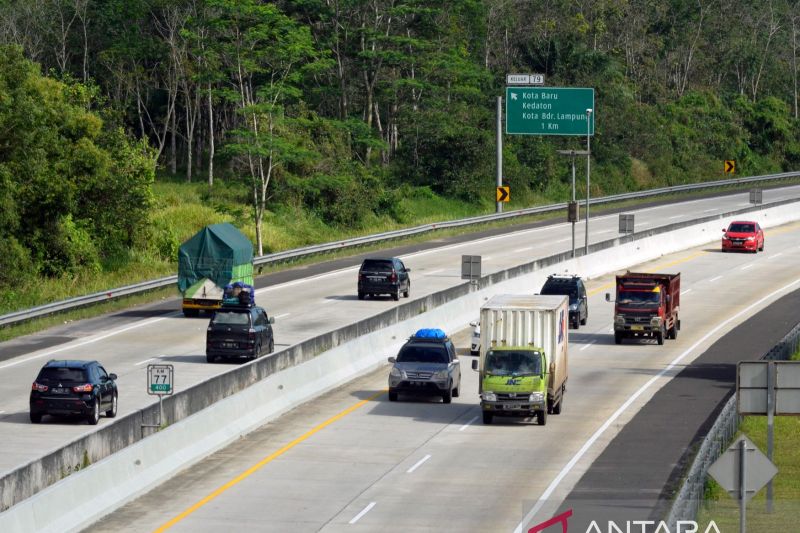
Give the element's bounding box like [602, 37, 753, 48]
[666, 320, 800, 527]
[2, 171, 799, 328]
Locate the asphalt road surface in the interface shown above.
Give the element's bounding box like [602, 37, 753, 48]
[88, 220, 800, 533]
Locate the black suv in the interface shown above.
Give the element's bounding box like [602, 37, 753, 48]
[540, 274, 588, 329]
[358, 258, 411, 301]
[30, 360, 118, 425]
[206, 302, 275, 363]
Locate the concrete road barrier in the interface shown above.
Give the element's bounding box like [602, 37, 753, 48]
[1, 199, 798, 532]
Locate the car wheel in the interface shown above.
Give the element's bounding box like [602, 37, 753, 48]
[30, 412, 42, 424]
[482, 412, 493, 424]
[388, 391, 398, 402]
[614, 332, 623, 345]
[87, 398, 100, 425]
[106, 392, 118, 418]
[442, 387, 452, 404]
[759, 241, 765, 251]
[452, 380, 460, 398]
[268, 338, 274, 354]
[581, 313, 587, 326]
[253, 341, 262, 360]
[358, 291, 365, 300]
[403, 282, 410, 298]
[536, 409, 548, 426]
[392, 289, 400, 301]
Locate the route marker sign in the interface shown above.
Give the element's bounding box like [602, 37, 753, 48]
[461, 255, 481, 281]
[496, 186, 510, 202]
[506, 73, 545, 86]
[725, 160, 736, 173]
[506, 87, 594, 136]
[147, 364, 174, 396]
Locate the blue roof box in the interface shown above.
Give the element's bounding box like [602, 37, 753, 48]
[413, 328, 447, 339]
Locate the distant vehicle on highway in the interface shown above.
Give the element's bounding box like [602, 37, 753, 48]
[539, 274, 588, 329]
[358, 257, 411, 301]
[388, 328, 461, 403]
[721, 220, 764, 253]
[206, 294, 275, 363]
[607, 272, 680, 345]
[469, 321, 480, 356]
[30, 360, 118, 425]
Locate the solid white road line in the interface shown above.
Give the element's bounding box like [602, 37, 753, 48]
[741, 264, 755, 270]
[579, 341, 596, 351]
[134, 357, 158, 366]
[274, 313, 291, 320]
[703, 208, 718, 213]
[668, 215, 683, 219]
[459, 416, 479, 431]
[769, 253, 783, 259]
[512, 277, 800, 533]
[425, 268, 445, 276]
[596, 229, 612, 234]
[514, 247, 533, 252]
[555, 237, 571, 243]
[709, 275, 722, 282]
[349, 502, 376, 524]
[406, 454, 432, 474]
[681, 289, 692, 295]
[0, 313, 181, 371]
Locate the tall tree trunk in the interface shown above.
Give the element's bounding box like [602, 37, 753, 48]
[170, 108, 177, 175]
[208, 82, 215, 187]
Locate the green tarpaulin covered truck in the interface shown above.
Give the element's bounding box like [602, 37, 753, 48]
[177, 223, 254, 317]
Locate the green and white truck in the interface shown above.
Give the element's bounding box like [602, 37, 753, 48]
[471, 294, 569, 425]
[177, 223, 254, 317]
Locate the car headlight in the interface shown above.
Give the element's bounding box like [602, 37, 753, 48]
[569, 303, 578, 311]
[433, 370, 449, 380]
[614, 314, 625, 325]
[650, 317, 662, 327]
[390, 367, 405, 379]
[529, 392, 545, 403]
[746, 236, 755, 241]
[482, 392, 497, 402]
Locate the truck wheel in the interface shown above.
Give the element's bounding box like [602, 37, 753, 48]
[30, 412, 42, 424]
[536, 409, 548, 426]
[614, 332, 623, 345]
[442, 388, 452, 404]
[656, 329, 664, 345]
[388, 391, 398, 402]
[482, 412, 493, 424]
[668, 325, 678, 340]
[183, 309, 199, 318]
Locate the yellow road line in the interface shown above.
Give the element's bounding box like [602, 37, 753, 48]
[587, 250, 707, 296]
[154, 389, 387, 532]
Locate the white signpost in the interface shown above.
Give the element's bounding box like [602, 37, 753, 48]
[144, 364, 174, 434]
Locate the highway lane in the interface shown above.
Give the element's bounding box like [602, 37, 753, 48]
[93, 223, 800, 533]
[0, 186, 798, 476]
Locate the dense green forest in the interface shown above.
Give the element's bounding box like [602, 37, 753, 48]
[2, 0, 800, 311]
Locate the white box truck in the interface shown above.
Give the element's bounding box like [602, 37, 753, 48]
[471, 294, 569, 425]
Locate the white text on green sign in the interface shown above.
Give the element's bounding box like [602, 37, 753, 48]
[506, 87, 595, 136]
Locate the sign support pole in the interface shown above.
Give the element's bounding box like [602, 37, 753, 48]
[739, 438, 747, 533]
[584, 109, 592, 254]
[571, 153, 576, 258]
[766, 361, 775, 513]
[497, 96, 503, 213]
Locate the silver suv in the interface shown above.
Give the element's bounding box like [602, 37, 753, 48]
[387, 329, 461, 403]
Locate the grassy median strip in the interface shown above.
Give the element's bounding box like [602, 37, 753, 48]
[697, 348, 800, 531]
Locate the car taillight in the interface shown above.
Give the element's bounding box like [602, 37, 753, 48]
[248, 329, 256, 345]
[72, 384, 93, 393]
[32, 382, 48, 392]
[358, 273, 365, 281]
[390, 271, 398, 282]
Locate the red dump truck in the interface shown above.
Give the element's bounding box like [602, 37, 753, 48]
[606, 272, 680, 345]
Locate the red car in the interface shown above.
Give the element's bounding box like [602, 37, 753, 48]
[721, 220, 764, 253]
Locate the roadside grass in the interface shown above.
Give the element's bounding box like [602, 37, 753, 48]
[696, 347, 800, 531]
[1, 177, 799, 343]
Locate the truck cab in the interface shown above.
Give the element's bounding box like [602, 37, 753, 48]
[607, 272, 680, 345]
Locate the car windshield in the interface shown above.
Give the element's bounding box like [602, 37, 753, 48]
[618, 290, 660, 306]
[541, 285, 578, 303]
[396, 345, 449, 364]
[212, 311, 250, 326]
[485, 350, 541, 376]
[361, 260, 393, 272]
[728, 223, 755, 233]
[38, 367, 87, 382]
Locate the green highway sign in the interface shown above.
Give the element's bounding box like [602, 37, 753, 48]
[150, 383, 171, 393]
[506, 87, 595, 136]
